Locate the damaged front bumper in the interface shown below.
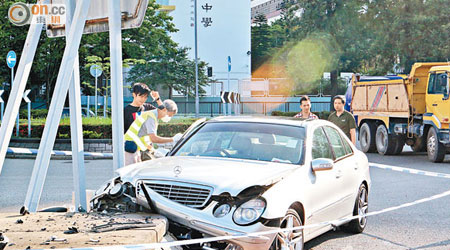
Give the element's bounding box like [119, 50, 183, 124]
[135, 180, 277, 250]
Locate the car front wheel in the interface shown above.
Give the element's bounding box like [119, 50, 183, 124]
[270, 208, 304, 250]
[346, 184, 368, 233]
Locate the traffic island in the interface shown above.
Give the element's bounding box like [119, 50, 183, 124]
[0, 212, 168, 249]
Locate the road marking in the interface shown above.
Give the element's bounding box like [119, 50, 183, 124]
[7, 147, 112, 158]
[370, 162, 450, 179]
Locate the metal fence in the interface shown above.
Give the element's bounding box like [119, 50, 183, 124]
[175, 101, 331, 117]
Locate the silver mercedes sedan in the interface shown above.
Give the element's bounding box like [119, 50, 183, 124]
[92, 116, 371, 250]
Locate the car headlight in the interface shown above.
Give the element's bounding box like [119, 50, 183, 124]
[213, 203, 231, 218]
[109, 183, 124, 198]
[233, 198, 266, 225]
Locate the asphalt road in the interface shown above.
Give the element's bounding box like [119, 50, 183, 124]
[0, 159, 114, 213]
[1, 147, 450, 249]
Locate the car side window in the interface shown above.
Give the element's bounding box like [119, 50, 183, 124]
[312, 127, 333, 160]
[323, 126, 347, 159]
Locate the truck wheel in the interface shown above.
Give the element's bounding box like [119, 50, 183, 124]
[427, 127, 445, 163]
[375, 124, 396, 155]
[360, 123, 376, 153]
[411, 137, 426, 152]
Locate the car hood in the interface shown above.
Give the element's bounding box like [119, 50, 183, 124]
[117, 156, 298, 196]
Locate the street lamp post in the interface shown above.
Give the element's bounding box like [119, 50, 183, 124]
[194, 0, 199, 117]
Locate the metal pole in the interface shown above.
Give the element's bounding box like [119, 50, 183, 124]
[95, 75, 97, 116]
[23, 0, 91, 212]
[237, 81, 240, 115]
[13, 68, 19, 137]
[0, 10, 43, 174]
[108, 0, 125, 170]
[222, 83, 226, 115]
[0, 89, 3, 121]
[185, 86, 188, 117]
[27, 102, 31, 137]
[228, 71, 231, 116]
[194, 0, 199, 118]
[66, 0, 87, 212]
[86, 96, 90, 117]
[104, 95, 106, 118]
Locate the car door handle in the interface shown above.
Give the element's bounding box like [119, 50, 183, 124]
[336, 170, 342, 179]
[432, 104, 438, 106]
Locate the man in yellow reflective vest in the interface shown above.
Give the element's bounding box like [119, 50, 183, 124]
[124, 99, 181, 166]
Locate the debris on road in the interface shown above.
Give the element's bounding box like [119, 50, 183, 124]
[0, 233, 9, 250]
[0, 212, 167, 249]
[63, 227, 78, 234]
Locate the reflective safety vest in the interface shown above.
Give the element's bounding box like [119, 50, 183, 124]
[124, 111, 158, 151]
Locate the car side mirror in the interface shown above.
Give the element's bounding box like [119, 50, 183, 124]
[311, 158, 334, 172]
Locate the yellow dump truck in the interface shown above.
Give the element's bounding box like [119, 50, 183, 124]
[351, 62, 450, 162]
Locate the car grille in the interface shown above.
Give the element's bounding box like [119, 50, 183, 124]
[143, 180, 213, 209]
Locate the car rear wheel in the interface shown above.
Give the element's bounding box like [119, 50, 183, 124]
[360, 123, 376, 153]
[270, 208, 304, 250]
[427, 127, 446, 163]
[346, 184, 368, 233]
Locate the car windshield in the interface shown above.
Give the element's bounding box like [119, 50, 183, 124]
[174, 122, 305, 164]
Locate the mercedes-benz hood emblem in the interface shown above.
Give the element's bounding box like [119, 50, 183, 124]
[173, 166, 182, 177]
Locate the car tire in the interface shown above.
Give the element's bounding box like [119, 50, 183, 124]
[427, 127, 446, 163]
[346, 184, 368, 234]
[360, 123, 376, 153]
[270, 208, 304, 250]
[375, 124, 396, 155]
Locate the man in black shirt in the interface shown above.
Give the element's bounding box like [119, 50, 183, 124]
[124, 83, 164, 165]
[124, 83, 163, 133]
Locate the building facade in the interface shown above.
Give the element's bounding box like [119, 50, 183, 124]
[165, 0, 252, 96]
[251, 0, 284, 24]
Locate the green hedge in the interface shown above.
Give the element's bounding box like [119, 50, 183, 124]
[12, 122, 194, 139]
[19, 109, 49, 118]
[271, 111, 331, 119]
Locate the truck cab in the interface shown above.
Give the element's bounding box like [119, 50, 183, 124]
[425, 66, 450, 125]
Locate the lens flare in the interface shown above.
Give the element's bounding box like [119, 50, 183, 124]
[248, 32, 340, 114]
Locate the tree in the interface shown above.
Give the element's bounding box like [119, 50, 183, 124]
[77, 0, 181, 94]
[251, 14, 271, 72]
[296, 0, 366, 98]
[277, 0, 302, 40]
[0, 0, 51, 105]
[127, 47, 209, 99]
[0, 0, 200, 106]
[83, 55, 145, 96]
[364, 0, 450, 73]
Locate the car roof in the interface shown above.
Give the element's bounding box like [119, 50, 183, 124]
[206, 116, 325, 128]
